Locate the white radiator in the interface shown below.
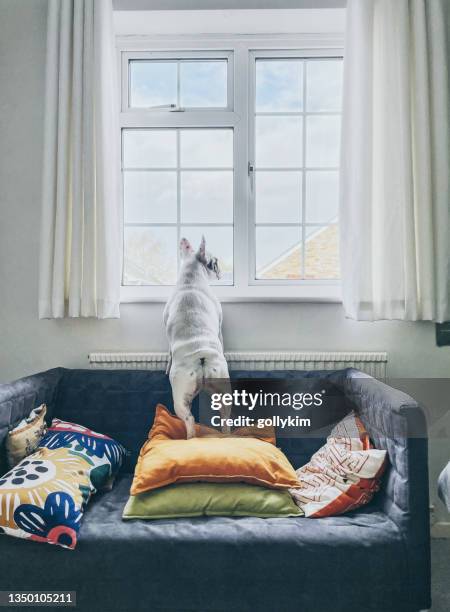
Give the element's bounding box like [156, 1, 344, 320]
[88, 351, 387, 378]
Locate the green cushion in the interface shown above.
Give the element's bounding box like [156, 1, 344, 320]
[122, 482, 302, 520]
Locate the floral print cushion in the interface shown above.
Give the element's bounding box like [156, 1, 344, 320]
[38, 419, 126, 489]
[0, 420, 126, 550]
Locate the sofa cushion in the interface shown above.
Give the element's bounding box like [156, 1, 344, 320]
[150, 404, 276, 445]
[0, 419, 126, 550]
[131, 435, 299, 494]
[38, 418, 126, 490]
[6, 404, 47, 468]
[0, 473, 409, 612]
[290, 411, 387, 517]
[123, 482, 301, 519]
[0, 446, 93, 549]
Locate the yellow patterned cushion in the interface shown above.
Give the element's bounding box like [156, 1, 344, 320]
[6, 404, 47, 468]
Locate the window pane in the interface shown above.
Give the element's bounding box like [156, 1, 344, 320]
[129, 61, 177, 108]
[181, 226, 233, 285]
[255, 171, 301, 223]
[306, 116, 340, 167]
[180, 129, 233, 168]
[123, 226, 177, 285]
[256, 116, 302, 168]
[124, 171, 177, 224]
[180, 61, 227, 108]
[256, 60, 303, 112]
[304, 224, 339, 279]
[181, 171, 233, 223]
[305, 171, 339, 224]
[306, 60, 343, 112]
[256, 227, 301, 279]
[123, 130, 177, 168]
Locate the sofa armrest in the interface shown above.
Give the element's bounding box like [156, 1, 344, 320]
[0, 368, 65, 448]
[343, 369, 430, 611]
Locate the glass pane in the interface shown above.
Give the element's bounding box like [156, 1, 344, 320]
[256, 60, 303, 112]
[180, 129, 233, 168]
[129, 61, 177, 108]
[304, 224, 339, 279]
[123, 130, 177, 168]
[306, 60, 343, 112]
[306, 116, 340, 167]
[180, 61, 227, 108]
[256, 116, 302, 168]
[124, 171, 177, 224]
[256, 227, 301, 279]
[181, 171, 233, 224]
[180, 226, 233, 285]
[305, 171, 339, 223]
[255, 171, 301, 223]
[123, 226, 177, 285]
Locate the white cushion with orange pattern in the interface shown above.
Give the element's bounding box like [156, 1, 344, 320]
[289, 411, 387, 518]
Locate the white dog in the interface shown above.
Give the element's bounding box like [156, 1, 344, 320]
[164, 236, 230, 438]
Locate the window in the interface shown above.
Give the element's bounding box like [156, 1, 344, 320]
[119, 40, 343, 301]
[251, 54, 342, 282]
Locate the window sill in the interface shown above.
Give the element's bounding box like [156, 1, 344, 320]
[120, 283, 342, 303]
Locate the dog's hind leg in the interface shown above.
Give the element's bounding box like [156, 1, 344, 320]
[170, 368, 198, 439]
[203, 357, 232, 434]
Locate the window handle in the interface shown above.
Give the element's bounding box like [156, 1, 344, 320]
[248, 162, 255, 192]
[142, 103, 185, 112]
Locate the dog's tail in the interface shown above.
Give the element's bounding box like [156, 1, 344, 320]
[184, 348, 229, 383]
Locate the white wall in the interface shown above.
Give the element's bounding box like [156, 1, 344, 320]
[0, 0, 449, 521]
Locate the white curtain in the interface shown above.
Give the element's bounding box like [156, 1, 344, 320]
[340, 0, 450, 321]
[39, 0, 120, 319]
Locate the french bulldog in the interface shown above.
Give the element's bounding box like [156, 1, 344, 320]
[163, 237, 230, 438]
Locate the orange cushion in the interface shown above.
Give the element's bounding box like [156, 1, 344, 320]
[149, 404, 276, 445]
[130, 406, 297, 495]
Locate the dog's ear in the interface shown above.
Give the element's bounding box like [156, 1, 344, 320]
[211, 258, 221, 280]
[197, 235, 207, 263]
[180, 237, 194, 259]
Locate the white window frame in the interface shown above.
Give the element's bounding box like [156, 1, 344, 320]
[117, 34, 344, 303]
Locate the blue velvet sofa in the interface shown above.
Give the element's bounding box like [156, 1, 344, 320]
[0, 368, 430, 612]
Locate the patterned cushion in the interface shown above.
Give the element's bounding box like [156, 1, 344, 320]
[289, 412, 387, 517]
[6, 404, 47, 468]
[39, 419, 126, 490]
[0, 419, 126, 549]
